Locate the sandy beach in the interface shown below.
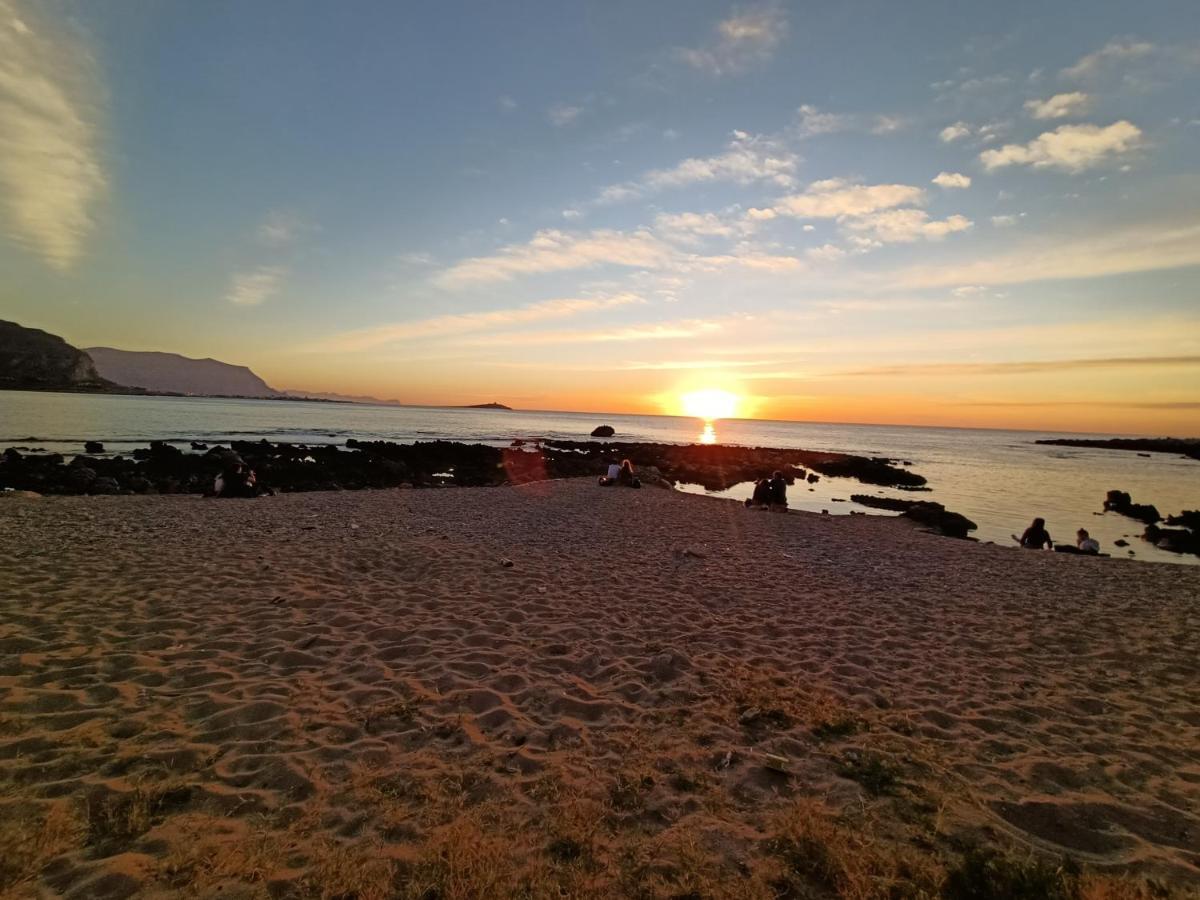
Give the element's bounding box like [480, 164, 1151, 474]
[2, 481, 1198, 898]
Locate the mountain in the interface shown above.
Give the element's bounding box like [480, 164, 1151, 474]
[0, 320, 116, 391]
[86, 347, 279, 397]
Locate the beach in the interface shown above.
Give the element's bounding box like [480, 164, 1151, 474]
[2, 481, 1198, 897]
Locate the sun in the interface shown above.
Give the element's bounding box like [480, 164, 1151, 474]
[680, 389, 740, 421]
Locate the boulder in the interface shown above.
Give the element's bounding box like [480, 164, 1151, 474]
[90, 477, 121, 495]
[66, 466, 97, 492]
[84, 441, 104, 454]
[591, 425, 616, 438]
[902, 501, 977, 539]
[1102, 490, 1160, 524]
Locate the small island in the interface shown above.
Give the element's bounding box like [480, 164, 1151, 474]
[462, 401, 513, 410]
[1036, 437, 1200, 461]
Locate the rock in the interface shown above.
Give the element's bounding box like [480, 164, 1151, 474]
[902, 501, 977, 539]
[807, 473, 819, 483]
[1166, 510, 1200, 529]
[1102, 490, 1160, 524]
[850, 494, 913, 512]
[1114, 539, 1129, 547]
[191, 441, 208, 450]
[590, 425, 616, 438]
[66, 466, 97, 492]
[84, 441, 104, 454]
[1142, 524, 1199, 555]
[90, 477, 120, 495]
[500, 557, 514, 568]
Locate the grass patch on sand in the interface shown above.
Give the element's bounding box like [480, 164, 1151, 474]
[836, 749, 904, 797]
[0, 801, 83, 894]
[83, 778, 194, 856]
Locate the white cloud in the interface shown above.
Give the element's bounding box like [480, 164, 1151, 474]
[796, 104, 853, 137]
[870, 115, 907, 134]
[805, 243, 846, 262]
[434, 228, 672, 288]
[654, 211, 739, 244]
[547, 103, 583, 126]
[317, 293, 645, 351]
[980, 121, 1142, 173]
[561, 208, 582, 219]
[751, 178, 925, 220]
[498, 95, 517, 111]
[398, 251, 435, 266]
[940, 121, 972, 142]
[991, 214, 1021, 227]
[227, 266, 287, 306]
[1062, 39, 1156, 80]
[1024, 92, 1090, 119]
[0, 1, 106, 269]
[951, 285, 987, 297]
[932, 172, 971, 189]
[676, 6, 787, 76]
[596, 130, 798, 204]
[842, 209, 973, 243]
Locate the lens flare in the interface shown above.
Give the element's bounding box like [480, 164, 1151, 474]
[681, 389, 739, 421]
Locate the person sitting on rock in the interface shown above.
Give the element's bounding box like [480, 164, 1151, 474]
[216, 462, 262, 498]
[598, 458, 622, 486]
[617, 458, 641, 488]
[769, 470, 788, 510]
[1013, 517, 1052, 550]
[744, 477, 773, 509]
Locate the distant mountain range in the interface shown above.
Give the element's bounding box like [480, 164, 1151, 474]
[86, 346, 280, 397]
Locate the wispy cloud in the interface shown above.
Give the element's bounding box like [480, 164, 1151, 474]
[980, 121, 1142, 172]
[434, 229, 672, 288]
[675, 6, 787, 76]
[227, 266, 287, 306]
[748, 178, 925, 221]
[595, 130, 798, 205]
[844, 355, 1200, 377]
[1062, 39, 1156, 80]
[547, 103, 583, 127]
[1024, 91, 1090, 119]
[842, 209, 973, 244]
[316, 293, 645, 351]
[256, 210, 311, 247]
[939, 121, 972, 142]
[0, 1, 106, 270]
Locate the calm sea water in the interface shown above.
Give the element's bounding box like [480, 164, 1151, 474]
[3, 390, 1198, 567]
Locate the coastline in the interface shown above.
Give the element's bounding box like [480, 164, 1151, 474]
[2, 483, 1197, 896]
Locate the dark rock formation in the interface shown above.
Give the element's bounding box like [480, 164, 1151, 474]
[591, 425, 616, 438]
[1036, 437, 1200, 461]
[1103, 490, 1161, 524]
[850, 494, 976, 538]
[85, 347, 279, 397]
[84, 441, 104, 454]
[1166, 510, 1200, 529]
[1142, 524, 1199, 556]
[0, 320, 116, 391]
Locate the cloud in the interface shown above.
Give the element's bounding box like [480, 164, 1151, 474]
[980, 121, 1142, 173]
[750, 178, 925, 220]
[795, 104, 853, 137]
[805, 243, 846, 262]
[0, 1, 106, 269]
[939, 121, 972, 142]
[841, 209, 973, 243]
[434, 228, 672, 288]
[547, 103, 582, 126]
[844, 355, 1200, 378]
[676, 6, 786, 76]
[932, 171, 971, 189]
[498, 95, 517, 111]
[227, 266, 287, 306]
[653, 211, 740, 243]
[458, 319, 725, 348]
[991, 214, 1021, 227]
[1062, 39, 1156, 80]
[870, 115, 907, 134]
[256, 211, 311, 247]
[317, 293, 644, 351]
[950, 285, 987, 297]
[596, 130, 798, 204]
[1024, 91, 1090, 119]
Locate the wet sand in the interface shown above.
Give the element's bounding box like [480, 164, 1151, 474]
[2, 481, 1198, 897]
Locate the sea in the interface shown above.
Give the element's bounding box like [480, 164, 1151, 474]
[3, 390, 1198, 567]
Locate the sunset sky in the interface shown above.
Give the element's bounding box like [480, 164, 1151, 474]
[2, 0, 1199, 433]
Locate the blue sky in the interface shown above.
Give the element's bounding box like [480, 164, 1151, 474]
[2, 0, 1199, 431]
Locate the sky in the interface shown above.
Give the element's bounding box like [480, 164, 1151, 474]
[2, 0, 1199, 434]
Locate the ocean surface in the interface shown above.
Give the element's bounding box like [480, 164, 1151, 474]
[3, 390, 1198, 567]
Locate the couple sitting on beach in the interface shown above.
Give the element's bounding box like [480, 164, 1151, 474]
[1013, 518, 1101, 554]
[745, 471, 788, 511]
[598, 458, 641, 489]
[212, 462, 270, 498]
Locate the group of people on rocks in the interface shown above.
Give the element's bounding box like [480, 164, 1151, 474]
[745, 470, 788, 511]
[211, 461, 271, 498]
[1013, 518, 1102, 555]
[598, 458, 641, 489]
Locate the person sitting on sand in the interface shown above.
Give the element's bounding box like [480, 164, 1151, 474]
[1075, 528, 1100, 554]
[744, 477, 773, 509]
[1013, 517, 1052, 550]
[598, 458, 622, 486]
[617, 458, 641, 489]
[215, 462, 263, 498]
[769, 470, 788, 510]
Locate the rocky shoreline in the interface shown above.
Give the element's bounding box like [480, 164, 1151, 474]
[0, 436, 925, 497]
[1036, 436, 1200, 461]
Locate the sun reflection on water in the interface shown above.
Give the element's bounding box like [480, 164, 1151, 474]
[699, 422, 717, 444]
